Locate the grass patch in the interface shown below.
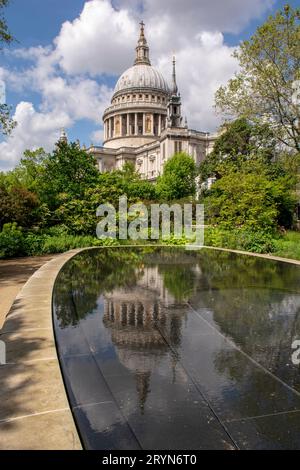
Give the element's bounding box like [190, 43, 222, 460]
[204, 227, 300, 261]
[272, 231, 300, 260]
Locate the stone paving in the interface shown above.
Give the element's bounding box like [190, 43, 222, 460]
[0, 256, 55, 329]
[0, 251, 82, 450]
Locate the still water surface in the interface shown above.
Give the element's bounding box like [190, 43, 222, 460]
[52, 247, 300, 449]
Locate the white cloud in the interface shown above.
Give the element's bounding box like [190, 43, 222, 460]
[0, 45, 112, 168]
[55, 0, 137, 76]
[51, 0, 275, 77]
[116, 0, 275, 34]
[158, 32, 238, 131]
[0, 0, 275, 169]
[0, 102, 71, 170]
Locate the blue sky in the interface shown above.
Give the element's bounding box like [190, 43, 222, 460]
[0, 0, 298, 170]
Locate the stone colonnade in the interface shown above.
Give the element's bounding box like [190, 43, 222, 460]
[104, 112, 166, 140]
[104, 299, 162, 327]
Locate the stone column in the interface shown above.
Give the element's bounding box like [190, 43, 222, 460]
[134, 113, 138, 135]
[158, 114, 161, 135]
[127, 114, 130, 136]
[114, 116, 117, 137]
[110, 117, 113, 138]
[143, 113, 146, 135]
[151, 113, 154, 135]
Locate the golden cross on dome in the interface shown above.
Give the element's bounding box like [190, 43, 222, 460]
[140, 20, 145, 34]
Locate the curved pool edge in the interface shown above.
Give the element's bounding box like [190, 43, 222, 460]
[202, 245, 300, 266]
[0, 249, 83, 450]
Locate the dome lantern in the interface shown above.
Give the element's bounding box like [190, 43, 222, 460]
[134, 21, 151, 66]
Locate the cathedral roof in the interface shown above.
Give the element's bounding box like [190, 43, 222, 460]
[114, 63, 170, 95]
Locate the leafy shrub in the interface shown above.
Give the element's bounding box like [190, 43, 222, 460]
[205, 227, 275, 254]
[0, 223, 25, 258]
[162, 235, 196, 246]
[40, 235, 118, 254]
[273, 231, 300, 260]
[0, 184, 41, 230]
[24, 233, 47, 256]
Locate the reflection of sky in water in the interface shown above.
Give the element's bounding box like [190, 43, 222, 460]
[53, 248, 300, 450]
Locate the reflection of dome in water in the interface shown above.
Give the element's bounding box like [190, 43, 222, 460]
[116, 346, 163, 374]
[102, 268, 188, 413]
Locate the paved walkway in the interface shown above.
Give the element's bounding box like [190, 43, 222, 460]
[0, 256, 56, 329]
[0, 251, 82, 450]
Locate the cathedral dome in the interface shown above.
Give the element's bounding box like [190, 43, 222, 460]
[114, 64, 170, 95]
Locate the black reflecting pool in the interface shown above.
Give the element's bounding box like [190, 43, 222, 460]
[52, 247, 300, 450]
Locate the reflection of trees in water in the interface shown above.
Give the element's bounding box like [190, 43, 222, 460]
[145, 248, 203, 302]
[193, 250, 300, 391]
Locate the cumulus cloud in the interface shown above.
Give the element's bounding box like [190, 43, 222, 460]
[51, 0, 275, 76]
[0, 0, 276, 169]
[158, 32, 237, 131]
[55, 0, 137, 76]
[0, 102, 71, 170]
[0, 44, 112, 168]
[116, 0, 275, 34]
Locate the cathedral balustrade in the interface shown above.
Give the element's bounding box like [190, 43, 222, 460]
[103, 101, 167, 115]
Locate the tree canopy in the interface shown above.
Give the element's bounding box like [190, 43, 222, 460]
[0, 0, 13, 46]
[215, 4, 300, 152]
[199, 118, 278, 181]
[156, 152, 196, 200]
[0, 0, 16, 135]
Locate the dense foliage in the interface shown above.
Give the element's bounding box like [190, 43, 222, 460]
[199, 118, 298, 233]
[0, 144, 198, 257]
[156, 153, 196, 200]
[215, 4, 300, 152]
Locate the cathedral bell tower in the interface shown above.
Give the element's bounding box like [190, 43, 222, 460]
[167, 56, 183, 128]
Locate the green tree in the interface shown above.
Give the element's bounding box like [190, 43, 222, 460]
[199, 118, 277, 181]
[204, 159, 296, 231]
[55, 163, 156, 235]
[42, 141, 99, 209]
[215, 4, 300, 152]
[0, 0, 16, 135]
[156, 153, 196, 200]
[3, 148, 48, 193]
[0, 0, 13, 45]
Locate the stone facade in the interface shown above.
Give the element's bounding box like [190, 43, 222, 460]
[87, 22, 217, 180]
